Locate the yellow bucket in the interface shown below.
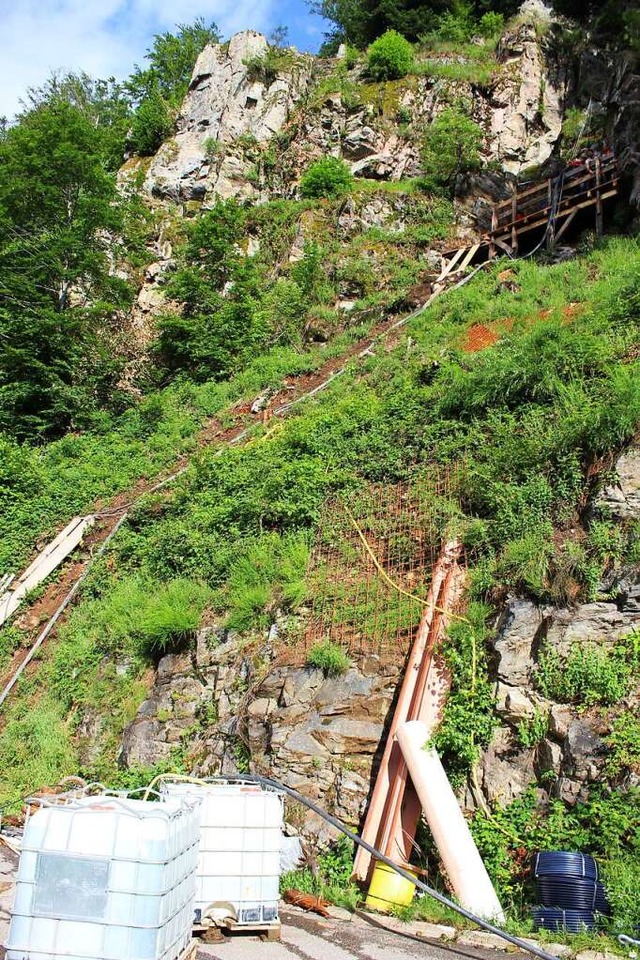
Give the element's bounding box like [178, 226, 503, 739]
[365, 862, 418, 913]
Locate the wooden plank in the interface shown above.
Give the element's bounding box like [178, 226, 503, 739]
[554, 208, 578, 243]
[435, 246, 466, 283]
[455, 243, 480, 273]
[15, 518, 84, 584]
[0, 516, 95, 628]
[0, 574, 14, 596]
[595, 157, 604, 237]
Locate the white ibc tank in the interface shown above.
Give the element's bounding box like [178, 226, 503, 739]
[163, 781, 283, 926]
[6, 794, 201, 960]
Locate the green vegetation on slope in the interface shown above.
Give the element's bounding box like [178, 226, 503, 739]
[1, 237, 638, 805]
[0, 235, 638, 940]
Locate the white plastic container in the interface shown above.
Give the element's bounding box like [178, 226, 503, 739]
[6, 793, 201, 960]
[162, 781, 283, 926]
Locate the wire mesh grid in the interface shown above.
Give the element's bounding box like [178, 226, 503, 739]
[296, 474, 457, 666]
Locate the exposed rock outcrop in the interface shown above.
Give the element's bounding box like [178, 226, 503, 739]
[595, 446, 640, 521]
[488, 17, 567, 173]
[120, 625, 401, 835]
[145, 32, 312, 202]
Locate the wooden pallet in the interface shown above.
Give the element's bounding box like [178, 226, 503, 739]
[195, 921, 281, 943]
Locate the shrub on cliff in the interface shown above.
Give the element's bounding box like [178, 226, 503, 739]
[367, 29, 414, 80]
[129, 85, 174, 156]
[299, 156, 354, 199]
[420, 104, 483, 195]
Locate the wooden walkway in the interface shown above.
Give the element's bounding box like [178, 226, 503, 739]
[439, 156, 619, 276]
[488, 155, 619, 257]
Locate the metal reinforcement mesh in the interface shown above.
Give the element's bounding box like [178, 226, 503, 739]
[300, 476, 455, 665]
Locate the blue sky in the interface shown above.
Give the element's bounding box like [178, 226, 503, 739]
[0, 0, 330, 119]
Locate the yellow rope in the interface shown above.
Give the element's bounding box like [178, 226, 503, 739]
[343, 506, 470, 625]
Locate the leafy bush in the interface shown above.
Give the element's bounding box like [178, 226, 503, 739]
[129, 85, 173, 155]
[535, 636, 639, 707]
[478, 11, 504, 39]
[516, 709, 550, 748]
[434, 603, 496, 783]
[603, 714, 640, 782]
[421, 104, 483, 195]
[471, 786, 640, 916]
[367, 30, 414, 80]
[306, 641, 351, 677]
[430, 8, 474, 43]
[299, 156, 354, 199]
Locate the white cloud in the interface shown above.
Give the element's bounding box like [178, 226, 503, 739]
[0, 0, 278, 119]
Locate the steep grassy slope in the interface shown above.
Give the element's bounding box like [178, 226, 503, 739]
[1, 236, 638, 807]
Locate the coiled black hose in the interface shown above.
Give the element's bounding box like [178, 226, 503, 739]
[533, 852, 598, 881]
[536, 877, 610, 914]
[201, 774, 563, 960]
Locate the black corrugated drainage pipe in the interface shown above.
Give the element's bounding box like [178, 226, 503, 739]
[205, 775, 563, 960]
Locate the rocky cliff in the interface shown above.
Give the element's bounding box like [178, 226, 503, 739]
[141, 9, 569, 208]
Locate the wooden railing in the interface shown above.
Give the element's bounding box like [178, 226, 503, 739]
[488, 156, 619, 256]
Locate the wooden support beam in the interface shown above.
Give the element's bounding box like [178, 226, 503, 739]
[489, 208, 498, 259]
[595, 158, 604, 238]
[454, 243, 480, 273]
[435, 246, 466, 282]
[492, 237, 514, 257]
[554, 208, 578, 243]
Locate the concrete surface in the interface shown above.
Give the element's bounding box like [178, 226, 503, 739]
[197, 909, 511, 960]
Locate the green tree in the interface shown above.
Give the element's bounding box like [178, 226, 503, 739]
[421, 105, 483, 195]
[21, 71, 132, 171]
[128, 83, 174, 156]
[157, 200, 266, 380]
[0, 101, 129, 438]
[367, 29, 414, 79]
[310, 0, 519, 47]
[126, 18, 221, 105]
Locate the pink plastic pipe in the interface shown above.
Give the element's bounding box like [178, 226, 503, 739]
[396, 720, 505, 922]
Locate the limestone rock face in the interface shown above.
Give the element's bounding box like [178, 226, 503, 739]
[145, 32, 312, 202]
[595, 447, 640, 522]
[488, 18, 567, 174]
